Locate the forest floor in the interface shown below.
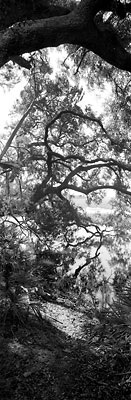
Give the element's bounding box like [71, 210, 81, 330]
[0, 299, 92, 400]
[0, 298, 130, 400]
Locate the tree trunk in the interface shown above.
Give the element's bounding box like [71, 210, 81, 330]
[0, 0, 130, 72]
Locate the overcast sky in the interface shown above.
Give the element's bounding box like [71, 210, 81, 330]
[0, 77, 26, 132]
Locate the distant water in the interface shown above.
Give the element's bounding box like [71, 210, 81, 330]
[86, 207, 113, 214]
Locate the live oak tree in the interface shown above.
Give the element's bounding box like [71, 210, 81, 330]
[0, 50, 130, 280]
[0, 1, 130, 285]
[0, 0, 131, 72]
[0, 5, 130, 392]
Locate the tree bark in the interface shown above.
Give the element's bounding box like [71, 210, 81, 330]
[0, 0, 71, 30]
[0, 0, 130, 72]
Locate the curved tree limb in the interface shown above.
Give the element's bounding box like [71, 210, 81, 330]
[0, 0, 130, 71]
[30, 104, 131, 205]
[66, 183, 131, 197]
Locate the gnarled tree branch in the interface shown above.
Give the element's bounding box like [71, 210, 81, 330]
[0, 0, 130, 71]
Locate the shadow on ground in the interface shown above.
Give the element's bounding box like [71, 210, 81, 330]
[0, 300, 130, 400]
[0, 307, 88, 400]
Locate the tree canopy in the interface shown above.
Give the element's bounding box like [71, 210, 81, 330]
[0, 6, 131, 397]
[0, 47, 130, 277]
[0, 0, 130, 316]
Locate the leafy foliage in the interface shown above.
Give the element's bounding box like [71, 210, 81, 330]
[0, 17, 131, 399]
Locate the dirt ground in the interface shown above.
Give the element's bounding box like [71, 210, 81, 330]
[0, 300, 89, 400]
[0, 299, 130, 400]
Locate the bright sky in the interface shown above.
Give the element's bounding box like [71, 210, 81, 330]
[0, 77, 26, 132]
[80, 83, 112, 115]
[49, 47, 112, 115]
